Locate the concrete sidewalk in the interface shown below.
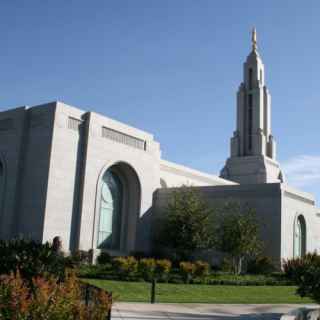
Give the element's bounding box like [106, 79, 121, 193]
[111, 303, 315, 320]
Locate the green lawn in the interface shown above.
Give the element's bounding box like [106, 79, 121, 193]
[83, 279, 312, 304]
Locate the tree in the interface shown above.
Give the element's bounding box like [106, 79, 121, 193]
[156, 187, 215, 261]
[214, 202, 262, 274]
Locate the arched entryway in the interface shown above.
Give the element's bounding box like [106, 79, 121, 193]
[294, 215, 306, 258]
[95, 162, 141, 253]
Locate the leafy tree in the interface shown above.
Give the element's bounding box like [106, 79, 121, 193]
[156, 187, 215, 261]
[214, 202, 262, 274]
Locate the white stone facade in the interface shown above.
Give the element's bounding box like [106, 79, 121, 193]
[0, 30, 319, 265]
[0, 101, 233, 255]
[221, 29, 284, 185]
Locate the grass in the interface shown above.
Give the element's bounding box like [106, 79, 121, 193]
[83, 279, 313, 304]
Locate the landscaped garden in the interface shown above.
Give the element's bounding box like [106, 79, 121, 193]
[1, 189, 320, 318]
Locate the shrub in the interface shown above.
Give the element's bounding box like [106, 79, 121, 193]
[77, 264, 113, 280]
[97, 252, 111, 265]
[0, 271, 112, 320]
[283, 253, 320, 303]
[138, 258, 156, 281]
[179, 262, 196, 283]
[155, 259, 172, 281]
[130, 251, 150, 260]
[112, 256, 138, 279]
[66, 250, 92, 267]
[282, 255, 315, 280]
[247, 255, 276, 275]
[194, 260, 210, 280]
[221, 257, 233, 272]
[0, 239, 66, 281]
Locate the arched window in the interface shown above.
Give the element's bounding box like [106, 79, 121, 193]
[95, 162, 141, 253]
[97, 170, 123, 250]
[294, 215, 306, 258]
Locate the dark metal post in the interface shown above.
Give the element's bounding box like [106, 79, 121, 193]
[85, 284, 89, 306]
[151, 279, 156, 304]
[106, 292, 112, 320]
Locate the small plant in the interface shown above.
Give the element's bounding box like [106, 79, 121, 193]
[283, 253, 320, 303]
[0, 271, 112, 320]
[179, 261, 196, 283]
[112, 256, 138, 280]
[0, 238, 67, 282]
[138, 258, 156, 281]
[155, 259, 172, 281]
[194, 260, 210, 281]
[221, 257, 233, 272]
[66, 250, 92, 267]
[247, 255, 276, 275]
[283, 255, 309, 280]
[97, 252, 111, 265]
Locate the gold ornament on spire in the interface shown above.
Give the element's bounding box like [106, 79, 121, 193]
[252, 27, 257, 51]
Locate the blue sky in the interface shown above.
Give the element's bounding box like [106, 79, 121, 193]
[1, 1, 320, 200]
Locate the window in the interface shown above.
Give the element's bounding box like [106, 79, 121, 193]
[249, 68, 253, 90]
[248, 94, 253, 150]
[294, 215, 306, 258]
[97, 171, 123, 250]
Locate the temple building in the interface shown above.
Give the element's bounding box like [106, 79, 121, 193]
[0, 30, 319, 264]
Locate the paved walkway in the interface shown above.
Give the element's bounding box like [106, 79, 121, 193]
[112, 303, 315, 320]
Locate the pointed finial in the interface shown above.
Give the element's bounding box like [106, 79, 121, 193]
[251, 27, 257, 51]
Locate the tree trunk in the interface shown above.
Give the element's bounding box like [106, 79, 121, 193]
[238, 257, 243, 274]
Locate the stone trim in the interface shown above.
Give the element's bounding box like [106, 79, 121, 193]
[160, 164, 221, 185]
[284, 190, 315, 205]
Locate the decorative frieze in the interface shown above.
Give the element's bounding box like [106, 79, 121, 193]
[68, 117, 82, 131]
[101, 126, 146, 151]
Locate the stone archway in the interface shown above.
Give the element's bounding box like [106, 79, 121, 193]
[95, 162, 141, 254]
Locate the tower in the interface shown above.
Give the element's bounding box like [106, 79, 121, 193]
[220, 29, 284, 184]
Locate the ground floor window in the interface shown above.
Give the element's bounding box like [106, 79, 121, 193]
[294, 215, 306, 258]
[97, 170, 123, 250]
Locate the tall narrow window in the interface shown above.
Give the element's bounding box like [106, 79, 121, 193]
[294, 215, 306, 258]
[248, 94, 253, 150]
[260, 69, 263, 84]
[97, 170, 123, 250]
[249, 68, 253, 90]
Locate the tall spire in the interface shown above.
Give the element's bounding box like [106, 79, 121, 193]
[251, 27, 258, 52]
[220, 29, 284, 185]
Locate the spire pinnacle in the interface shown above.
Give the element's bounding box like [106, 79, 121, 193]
[251, 27, 257, 51]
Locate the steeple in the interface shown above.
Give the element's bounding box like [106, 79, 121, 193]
[251, 27, 258, 52]
[220, 29, 284, 185]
